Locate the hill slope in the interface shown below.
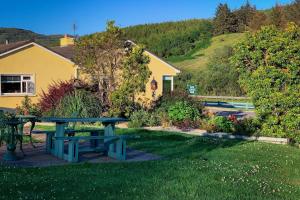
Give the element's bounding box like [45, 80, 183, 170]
[0, 28, 62, 47]
[123, 19, 213, 58]
[169, 33, 245, 72]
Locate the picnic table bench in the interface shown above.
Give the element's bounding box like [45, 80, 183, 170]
[39, 117, 132, 162]
[55, 135, 139, 162]
[31, 128, 104, 154]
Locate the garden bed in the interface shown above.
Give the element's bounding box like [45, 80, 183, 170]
[144, 126, 290, 145]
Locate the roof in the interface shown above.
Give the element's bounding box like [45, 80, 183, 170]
[0, 40, 75, 64]
[0, 40, 32, 54]
[126, 40, 180, 73]
[51, 45, 74, 60]
[0, 40, 180, 73]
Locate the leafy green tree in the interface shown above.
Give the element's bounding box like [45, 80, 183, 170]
[74, 21, 125, 109]
[110, 45, 151, 117]
[231, 23, 300, 141]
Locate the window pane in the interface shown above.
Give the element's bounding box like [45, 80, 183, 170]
[22, 82, 27, 93]
[163, 80, 171, 95]
[23, 76, 31, 80]
[28, 82, 35, 94]
[1, 82, 21, 93]
[1, 76, 21, 82]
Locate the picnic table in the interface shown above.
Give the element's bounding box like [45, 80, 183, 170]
[41, 117, 130, 162]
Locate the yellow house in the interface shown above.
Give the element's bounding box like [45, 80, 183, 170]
[0, 36, 180, 109]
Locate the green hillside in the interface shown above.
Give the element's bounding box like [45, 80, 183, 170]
[0, 28, 62, 47]
[169, 33, 245, 72]
[124, 19, 213, 58]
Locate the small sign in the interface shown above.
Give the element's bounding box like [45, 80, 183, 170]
[187, 85, 197, 95]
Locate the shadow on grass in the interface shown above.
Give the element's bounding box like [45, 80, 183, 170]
[118, 128, 250, 160]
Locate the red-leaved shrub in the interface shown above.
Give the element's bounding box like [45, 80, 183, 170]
[39, 80, 75, 113]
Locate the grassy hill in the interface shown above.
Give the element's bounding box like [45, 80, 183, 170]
[169, 33, 245, 72]
[0, 28, 62, 47]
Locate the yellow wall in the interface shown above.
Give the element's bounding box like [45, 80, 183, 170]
[60, 36, 74, 47]
[0, 44, 76, 108]
[143, 51, 179, 101]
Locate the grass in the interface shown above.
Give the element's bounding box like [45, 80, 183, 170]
[169, 33, 245, 72]
[1, 129, 300, 200]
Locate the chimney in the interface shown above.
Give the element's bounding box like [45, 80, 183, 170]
[60, 34, 74, 47]
[5, 40, 9, 45]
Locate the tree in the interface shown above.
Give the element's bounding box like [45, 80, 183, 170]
[110, 44, 151, 117]
[74, 21, 125, 109]
[269, 4, 287, 29]
[285, 0, 300, 26]
[213, 3, 238, 35]
[234, 1, 256, 32]
[249, 12, 269, 31]
[231, 23, 300, 141]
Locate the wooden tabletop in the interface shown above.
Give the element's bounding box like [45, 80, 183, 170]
[41, 117, 129, 123]
[16, 115, 37, 119]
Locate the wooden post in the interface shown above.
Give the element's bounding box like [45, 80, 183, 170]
[104, 123, 115, 154]
[54, 122, 67, 158]
[46, 132, 54, 153]
[68, 140, 78, 162]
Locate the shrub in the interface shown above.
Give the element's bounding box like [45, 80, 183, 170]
[174, 119, 199, 131]
[128, 110, 149, 128]
[168, 101, 200, 123]
[128, 110, 162, 128]
[54, 90, 102, 118]
[200, 119, 217, 133]
[147, 111, 161, 127]
[39, 80, 75, 114]
[16, 96, 42, 117]
[208, 116, 234, 133]
[154, 89, 203, 113]
[233, 118, 260, 136]
[156, 109, 170, 128]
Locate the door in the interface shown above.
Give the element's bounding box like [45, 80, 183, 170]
[163, 76, 173, 95]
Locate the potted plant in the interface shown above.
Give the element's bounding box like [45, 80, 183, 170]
[0, 112, 22, 161]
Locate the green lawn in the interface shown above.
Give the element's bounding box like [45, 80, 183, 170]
[1, 129, 300, 200]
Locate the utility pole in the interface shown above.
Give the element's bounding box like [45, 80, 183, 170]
[72, 23, 77, 38]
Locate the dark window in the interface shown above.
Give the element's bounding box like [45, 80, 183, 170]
[163, 76, 172, 95]
[0, 75, 35, 95]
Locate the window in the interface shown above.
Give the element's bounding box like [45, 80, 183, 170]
[0, 75, 35, 95]
[162, 76, 173, 95]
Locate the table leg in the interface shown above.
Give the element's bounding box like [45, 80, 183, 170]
[103, 123, 115, 155]
[90, 131, 99, 148]
[54, 122, 67, 159]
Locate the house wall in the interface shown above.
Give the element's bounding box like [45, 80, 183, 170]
[0, 44, 76, 109]
[60, 36, 74, 47]
[143, 51, 178, 101]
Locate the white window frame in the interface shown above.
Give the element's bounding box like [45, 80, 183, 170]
[162, 75, 174, 92]
[0, 74, 36, 96]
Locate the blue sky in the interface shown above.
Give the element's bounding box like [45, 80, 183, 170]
[0, 0, 294, 35]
